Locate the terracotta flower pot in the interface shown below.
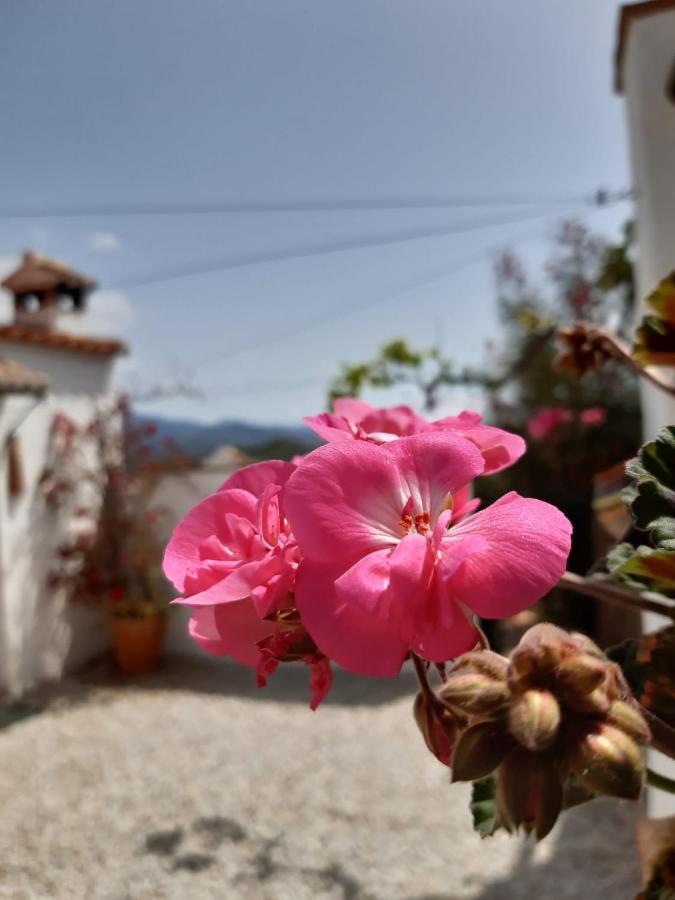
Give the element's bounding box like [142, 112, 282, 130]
[111, 614, 166, 675]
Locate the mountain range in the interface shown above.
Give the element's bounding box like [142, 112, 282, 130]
[132, 413, 320, 461]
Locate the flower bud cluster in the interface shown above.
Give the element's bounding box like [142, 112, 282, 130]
[437, 624, 650, 840]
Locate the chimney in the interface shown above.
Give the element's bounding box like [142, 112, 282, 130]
[1, 251, 97, 332]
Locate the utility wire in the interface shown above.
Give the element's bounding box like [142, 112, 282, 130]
[0, 190, 625, 219]
[195, 203, 590, 376]
[111, 205, 577, 292]
[125, 196, 632, 400]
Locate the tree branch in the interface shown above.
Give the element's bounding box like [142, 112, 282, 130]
[559, 571, 675, 621]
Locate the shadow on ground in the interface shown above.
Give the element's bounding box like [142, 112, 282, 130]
[408, 796, 641, 900]
[0, 652, 421, 725]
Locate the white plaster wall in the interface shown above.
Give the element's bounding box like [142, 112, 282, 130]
[622, 9, 675, 816]
[0, 343, 118, 696]
[0, 343, 116, 397]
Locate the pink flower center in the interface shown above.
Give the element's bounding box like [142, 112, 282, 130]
[399, 497, 432, 536]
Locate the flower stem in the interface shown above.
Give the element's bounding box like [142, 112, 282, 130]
[559, 571, 675, 621]
[576, 325, 675, 398]
[411, 654, 434, 699]
[646, 766, 675, 794]
[434, 662, 448, 684]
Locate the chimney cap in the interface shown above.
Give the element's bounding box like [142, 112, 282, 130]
[1, 250, 97, 295]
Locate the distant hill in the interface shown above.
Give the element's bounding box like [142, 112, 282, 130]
[131, 413, 320, 461]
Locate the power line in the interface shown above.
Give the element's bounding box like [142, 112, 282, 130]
[194, 203, 590, 375]
[0, 192, 616, 220]
[125, 197, 632, 400]
[112, 205, 577, 291]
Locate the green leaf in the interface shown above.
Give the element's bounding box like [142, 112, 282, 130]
[633, 272, 675, 366]
[623, 428, 675, 550]
[607, 637, 651, 700]
[607, 627, 675, 730]
[610, 547, 675, 596]
[469, 776, 501, 839]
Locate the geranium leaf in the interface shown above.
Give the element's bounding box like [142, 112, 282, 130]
[610, 547, 675, 596]
[608, 627, 675, 730]
[469, 776, 501, 838]
[623, 428, 675, 550]
[633, 272, 675, 366]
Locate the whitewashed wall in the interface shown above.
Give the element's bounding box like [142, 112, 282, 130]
[621, 7, 675, 816]
[0, 345, 117, 696]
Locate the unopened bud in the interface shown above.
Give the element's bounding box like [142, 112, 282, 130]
[557, 653, 608, 696]
[496, 747, 563, 840]
[452, 650, 509, 681]
[606, 700, 651, 745]
[564, 685, 611, 716]
[568, 632, 604, 659]
[451, 721, 514, 782]
[413, 691, 457, 766]
[508, 689, 561, 751]
[569, 724, 644, 800]
[440, 671, 508, 716]
[508, 628, 570, 690]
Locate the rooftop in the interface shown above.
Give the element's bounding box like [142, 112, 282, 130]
[615, 0, 675, 92]
[1, 251, 97, 295]
[0, 325, 126, 358]
[0, 358, 48, 396]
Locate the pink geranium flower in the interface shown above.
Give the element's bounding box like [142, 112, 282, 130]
[304, 398, 525, 474]
[284, 433, 571, 677]
[163, 459, 333, 708]
[527, 407, 574, 440]
[163, 460, 299, 665]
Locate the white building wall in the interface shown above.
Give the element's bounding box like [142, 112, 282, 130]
[0, 343, 118, 696]
[623, 9, 675, 435]
[621, 7, 675, 816]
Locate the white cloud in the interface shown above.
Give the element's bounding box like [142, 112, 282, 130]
[67, 289, 134, 337]
[88, 231, 120, 252]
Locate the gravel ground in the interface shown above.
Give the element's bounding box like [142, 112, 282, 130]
[0, 657, 642, 900]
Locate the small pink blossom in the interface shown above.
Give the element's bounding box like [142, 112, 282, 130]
[284, 433, 571, 677]
[304, 398, 525, 474]
[527, 407, 574, 440]
[580, 407, 606, 428]
[163, 460, 299, 666]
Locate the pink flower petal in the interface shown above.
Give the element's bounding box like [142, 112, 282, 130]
[284, 440, 405, 566]
[430, 416, 526, 474]
[411, 597, 478, 662]
[302, 413, 354, 443]
[388, 534, 433, 636]
[383, 432, 485, 522]
[360, 404, 425, 437]
[163, 489, 256, 591]
[334, 549, 392, 616]
[294, 561, 409, 677]
[219, 460, 296, 496]
[332, 397, 374, 422]
[449, 492, 572, 618]
[188, 601, 274, 665]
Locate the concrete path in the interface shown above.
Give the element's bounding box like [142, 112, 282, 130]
[0, 658, 642, 899]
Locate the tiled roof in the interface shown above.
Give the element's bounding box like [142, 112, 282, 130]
[615, 1, 675, 91]
[0, 325, 126, 357]
[1, 251, 96, 294]
[0, 358, 48, 395]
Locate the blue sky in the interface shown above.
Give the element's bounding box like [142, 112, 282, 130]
[0, 0, 631, 423]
